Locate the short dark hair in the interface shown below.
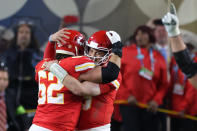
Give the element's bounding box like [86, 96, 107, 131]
[0, 61, 8, 72]
[133, 25, 156, 44]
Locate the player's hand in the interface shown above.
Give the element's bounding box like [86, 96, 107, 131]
[49, 28, 71, 44]
[178, 110, 185, 118]
[106, 31, 122, 57]
[162, 3, 180, 37]
[43, 60, 58, 71]
[44, 60, 68, 82]
[127, 95, 137, 105]
[147, 100, 158, 113]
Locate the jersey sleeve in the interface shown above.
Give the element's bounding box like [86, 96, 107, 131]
[99, 73, 122, 94]
[74, 56, 95, 73]
[43, 41, 56, 60]
[59, 56, 95, 78]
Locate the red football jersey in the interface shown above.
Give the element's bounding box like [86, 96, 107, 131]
[33, 56, 95, 131]
[77, 73, 122, 130]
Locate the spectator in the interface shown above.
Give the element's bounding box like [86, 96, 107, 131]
[0, 26, 14, 59]
[153, 19, 171, 65]
[169, 43, 197, 131]
[59, 15, 79, 29]
[3, 20, 42, 131]
[0, 61, 9, 131]
[153, 18, 171, 131]
[116, 25, 168, 131]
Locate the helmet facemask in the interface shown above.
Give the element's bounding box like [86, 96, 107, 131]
[85, 30, 112, 65]
[84, 44, 111, 66]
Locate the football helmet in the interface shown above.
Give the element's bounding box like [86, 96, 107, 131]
[56, 30, 85, 56]
[84, 30, 112, 65]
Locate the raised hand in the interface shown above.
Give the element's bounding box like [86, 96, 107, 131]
[49, 28, 71, 45]
[127, 95, 137, 105]
[162, 3, 180, 37]
[43, 60, 58, 71]
[147, 100, 158, 113]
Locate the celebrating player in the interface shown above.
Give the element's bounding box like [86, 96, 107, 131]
[29, 30, 94, 131]
[162, 3, 197, 88]
[45, 30, 122, 131]
[29, 28, 122, 131]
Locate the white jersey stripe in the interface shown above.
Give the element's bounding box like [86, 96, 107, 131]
[111, 80, 120, 90]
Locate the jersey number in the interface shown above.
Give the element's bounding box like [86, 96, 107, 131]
[38, 70, 64, 104]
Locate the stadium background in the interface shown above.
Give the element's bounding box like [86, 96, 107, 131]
[0, 0, 196, 47]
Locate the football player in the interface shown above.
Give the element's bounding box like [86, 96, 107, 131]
[30, 30, 95, 131]
[30, 29, 122, 131]
[76, 31, 122, 131]
[45, 30, 122, 131]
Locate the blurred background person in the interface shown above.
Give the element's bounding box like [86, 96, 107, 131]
[153, 19, 171, 66]
[116, 25, 168, 131]
[168, 42, 197, 131]
[59, 15, 79, 29]
[0, 61, 9, 131]
[58, 15, 88, 39]
[150, 18, 172, 131]
[3, 20, 42, 131]
[0, 26, 14, 59]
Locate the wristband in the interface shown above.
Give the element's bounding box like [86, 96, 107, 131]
[50, 63, 68, 82]
[49, 35, 56, 43]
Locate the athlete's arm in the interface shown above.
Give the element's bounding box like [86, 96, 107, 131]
[44, 61, 112, 96]
[62, 75, 101, 96]
[162, 3, 197, 88]
[46, 62, 120, 96]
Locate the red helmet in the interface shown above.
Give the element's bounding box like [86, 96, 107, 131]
[56, 30, 85, 56]
[85, 30, 112, 65]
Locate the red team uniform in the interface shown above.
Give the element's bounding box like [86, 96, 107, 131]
[169, 56, 197, 116]
[77, 73, 122, 130]
[32, 30, 122, 130]
[33, 56, 95, 131]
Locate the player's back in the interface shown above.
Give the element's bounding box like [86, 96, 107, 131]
[77, 73, 122, 130]
[33, 56, 95, 131]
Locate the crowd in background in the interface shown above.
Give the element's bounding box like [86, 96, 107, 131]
[0, 16, 197, 131]
[111, 19, 197, 131]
